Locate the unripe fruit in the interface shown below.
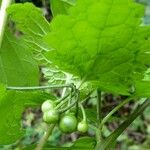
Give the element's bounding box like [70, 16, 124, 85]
[77, 121, 88, 133]
[43, 110, 59, 124]
[59, 114, 77, 133]
[41, 100, 56, 112]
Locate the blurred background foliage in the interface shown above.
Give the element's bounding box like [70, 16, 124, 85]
[0, 0, 150, 150]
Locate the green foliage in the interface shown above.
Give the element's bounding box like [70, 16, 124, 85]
[7, 3, 50, 55]
[0, 84, 53, 145]
[7, 3, 50, 35]
[0, 31, 39, 86]
[1, 0, 150, 149]
[135, 81, 150, 97]
[71, 137, 95, 149]
[100, 99, 150, 150]
[44, 0, 150, 95]
[50, 0, 76, 16]
[23, 137, 95, 150]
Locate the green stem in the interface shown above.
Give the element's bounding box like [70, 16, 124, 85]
[80, 91, 94, 103]
[59, 100, 78, 113]
[0, 0, 12, 47]
[101, 99, 150, 150]
[61, 73, 73, 97]
[55, 92, 75, 109]
[59, 91, 79, 113]
[79, 103, 86, 121]
[6, 84, 74, 91]
[100, 97, 134, 127]
[55, 93, 70, 104]
[97, 89, 102, 125]
[55, 98, 69, 109]
[36, 124, 55, 150]
[96, 89, 102, 146]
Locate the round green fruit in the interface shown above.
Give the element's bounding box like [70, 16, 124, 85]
[77, 121, 88, 133]
[41, 100, 56, 112]
[59, 114, 77, 133]
[43, 110, 59, 124]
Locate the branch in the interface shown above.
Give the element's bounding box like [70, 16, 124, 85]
[36, 124, 55, 150]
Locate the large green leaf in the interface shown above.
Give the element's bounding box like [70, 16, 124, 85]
[0, 85, 52, 145]
[0, 31, 39, 86]
[44, 0, 150, 95]
[50, 0, 76, 16]
[7, 3, 50, 54]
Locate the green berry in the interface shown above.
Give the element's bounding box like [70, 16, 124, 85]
[43, 110, 59, 124]
[41, 100, 56, 112]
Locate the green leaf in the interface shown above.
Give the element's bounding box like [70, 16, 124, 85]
[49, 137, 95, 150]
[50, 0, 76, 16]
[0, 31, 39, 86]
[44, 0, 150, 95]
[99, 99, 150, 150]
[135, 81, 150, 97]
[71, 137, 95, 149]
[23, 137, 95, 150]
[0, 85, 52, 145]
[7, 3, 50, 54]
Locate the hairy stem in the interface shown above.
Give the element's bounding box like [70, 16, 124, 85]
[36, 124, 55, 150]
[0, 0, 12, 47]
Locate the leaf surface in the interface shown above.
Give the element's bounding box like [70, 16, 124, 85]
[135, 81, 150, 97]
[0, 85, 53, 144]
[0, 31, 39, 86]
[7, 3, 50, 54]
[50, 0, 76, 16]
[44, 0, 150, 95]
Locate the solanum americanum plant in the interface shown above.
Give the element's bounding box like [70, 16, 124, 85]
[0, 0, 150, 150]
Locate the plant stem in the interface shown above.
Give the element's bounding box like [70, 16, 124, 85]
[61, 73, 73, 97]
[101, 99, 150, 150]
[36, 124, 55, 150]
[55, 93, 70, 104]
[79, 103, 86, 121]
[0, 0, 12, 47]
[6, 84, 74, 91]
[100, 97, 134, 127]
[55, 91, 76, 109]
[59, 100, 78, 113]
[96, 89, 102, 145]
[97, 89, 102, 125]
